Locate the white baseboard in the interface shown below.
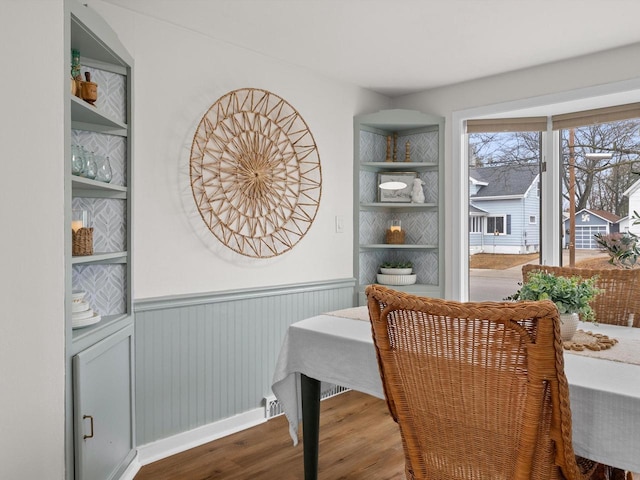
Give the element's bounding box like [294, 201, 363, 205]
[118, 454, 142, 480]
[135, 407, 266, 466]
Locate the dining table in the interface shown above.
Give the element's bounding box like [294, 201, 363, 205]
[271, 306, 640, 480]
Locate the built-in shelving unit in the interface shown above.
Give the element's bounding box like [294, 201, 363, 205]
[65, 1, 135, 478]
[354, 109, 444, 305]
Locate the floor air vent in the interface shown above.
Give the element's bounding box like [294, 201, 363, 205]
[264, 384, 350, 419]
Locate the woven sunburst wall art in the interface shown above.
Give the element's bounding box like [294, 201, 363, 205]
[190, 88, 322, 258]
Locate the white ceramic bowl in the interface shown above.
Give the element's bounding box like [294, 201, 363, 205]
[72, 308, 94, 320]
[71, 291, 86, 303]
[72, 313, 101, 329]
[380, 268, 413, 275]
[72, 300, 90, 313]
[376, 273, 417, 286]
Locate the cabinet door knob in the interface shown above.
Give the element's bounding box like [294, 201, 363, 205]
[83, 414, 94, 440]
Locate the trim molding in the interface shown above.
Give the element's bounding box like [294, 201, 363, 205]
[135, 407, 266, 467]
[135, 277, 357, 312]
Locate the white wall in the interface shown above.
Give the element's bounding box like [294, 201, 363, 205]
[90, 1, 391, 299]
[0, 1, 66, 478]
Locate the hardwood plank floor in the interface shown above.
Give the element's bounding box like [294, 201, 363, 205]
[134, 391, 405, 480]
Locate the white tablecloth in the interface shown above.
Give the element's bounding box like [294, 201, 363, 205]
[271, 308, 640, 472]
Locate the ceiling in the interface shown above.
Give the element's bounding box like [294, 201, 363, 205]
[101, 0, 640, 97]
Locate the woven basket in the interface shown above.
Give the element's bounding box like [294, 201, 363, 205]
[385, 229, 405, 244]
[72, 227, 94, 256]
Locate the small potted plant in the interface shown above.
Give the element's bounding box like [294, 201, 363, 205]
[377, 260, 416, 286]
[379, 260, 413, 275]
[508, 270, 602, 340]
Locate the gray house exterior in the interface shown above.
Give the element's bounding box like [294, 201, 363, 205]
[469, 164, 540, 254]
[563, 208, 620, 249]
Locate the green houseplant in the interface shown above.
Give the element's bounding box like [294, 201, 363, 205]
[380, 260, 413, 273]
[377, 260, 416, 286]
[380, 260, 413, 269]
[508, 270, 602, 340]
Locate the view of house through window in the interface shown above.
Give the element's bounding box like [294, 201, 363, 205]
[467, 110, 640, 301]
[559, 120, 640, 255]
[467, 129, 542, 300]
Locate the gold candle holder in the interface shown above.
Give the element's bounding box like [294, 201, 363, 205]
[72, 210, 93, 256]
[386, 220, 405, 244]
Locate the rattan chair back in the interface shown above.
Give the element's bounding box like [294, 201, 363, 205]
[365, 284, 617, 480]
[522, 265, 640, 327]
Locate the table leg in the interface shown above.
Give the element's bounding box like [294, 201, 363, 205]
[301, 374, 321, 480]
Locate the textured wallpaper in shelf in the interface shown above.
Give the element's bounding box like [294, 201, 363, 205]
[71, 66, 128, 317]
[71, 197, 126, 252]
[359, 211, 438, 246]
[72, 264, 127, 316]
[358, 127, 440, 287]
[71, 130, 127, 187]
[359, 250, 439, 286]
[360, 170, 438, 204]
[359, 129, 439, 163]
[83, 66, 127, 124]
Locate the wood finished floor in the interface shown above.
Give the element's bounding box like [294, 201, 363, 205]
[134, 391, 405, 480]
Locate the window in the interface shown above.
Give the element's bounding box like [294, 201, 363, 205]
[486, 215, 511, 235]
[486, 215, 505, 235]
[529, 215, 537, 224]
[469, 217, 483, 233]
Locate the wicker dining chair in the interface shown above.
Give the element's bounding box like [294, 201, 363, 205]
[522, 264, 640, 327]
[366, 284, 631, 480]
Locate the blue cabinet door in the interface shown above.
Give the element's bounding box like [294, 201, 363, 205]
[73, 324, 134, 480]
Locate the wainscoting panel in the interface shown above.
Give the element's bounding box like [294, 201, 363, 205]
[134, 278, 356, 446]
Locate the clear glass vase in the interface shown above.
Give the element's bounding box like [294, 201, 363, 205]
[81, 150, 97, 179]
[95, 155, 112, 183]
[71, 145, 84, 176]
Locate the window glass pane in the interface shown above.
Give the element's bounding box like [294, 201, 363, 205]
[561, 119, 640, 263]
[486, 217, 495, 232]
[468, 130, 542, 300]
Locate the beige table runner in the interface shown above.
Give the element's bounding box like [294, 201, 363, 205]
[565, 330, 640, 366]
[328, 306, 370, 322]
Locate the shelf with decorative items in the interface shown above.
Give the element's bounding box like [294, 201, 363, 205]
[68, 10, 131, 342]
[359, 161, 438, 172]
[65, 1, 135, 479]
[69, 126, 129, 341]
[71, 95, 128, 135]
[354, 109, 444, 305]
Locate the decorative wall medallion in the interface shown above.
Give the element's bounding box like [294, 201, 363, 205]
[190, 88, 322, 258]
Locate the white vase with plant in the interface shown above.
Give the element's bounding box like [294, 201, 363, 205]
[508, 270, 602, 340]
[377, 260, 416, 286]
[379, 260, 413, 275]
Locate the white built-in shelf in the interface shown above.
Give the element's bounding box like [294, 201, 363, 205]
[72, 252, 128, 265]
[360, 161, 438, 171]
[70, 95, 127, 135]
[360, 244, 438, 250]
[71, 313, 132, 354]
[72, 176, 127, 198]
[360, 202, 437, 210]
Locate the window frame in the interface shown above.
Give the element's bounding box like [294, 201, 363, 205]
[452, 78, 640, 302]
[485, 215, 507, 235]
[469, 216, 483, 233]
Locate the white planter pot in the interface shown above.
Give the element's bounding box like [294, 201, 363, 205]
[559, 312, 579, 341]
[376, 273, 417, 286]
[380, 267, 412, 275]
